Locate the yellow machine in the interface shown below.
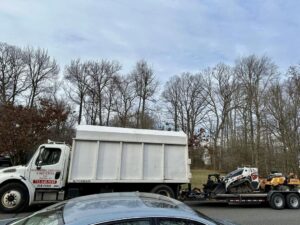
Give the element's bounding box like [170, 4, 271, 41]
[260, 172, 300, 191]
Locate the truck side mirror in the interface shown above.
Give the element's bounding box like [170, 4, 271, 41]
[36, 146, 45, 170]
[37, 160, 43, 170]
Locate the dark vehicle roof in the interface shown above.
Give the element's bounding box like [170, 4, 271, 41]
[10, 192, 238, 225]
[63, 192, 213, 225]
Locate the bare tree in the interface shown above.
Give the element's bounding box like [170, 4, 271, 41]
[131, 60, 158, 128]
[103, 76, 118, 126]
[23, 47, 59, 108]
[113, 75, 137, 127]
[85, 60, 121, 125]
[266, 85, 293, 172]
[162, 75, 181, 131]
[0, 43, 27, 104]
[163, 73, 208, 139]
[64, 59, 89, 124]
[84, 90, 98, 125]
[235, 55, 277, 167]
[202, 64, 239, 169]
[265, 67, 300, 173]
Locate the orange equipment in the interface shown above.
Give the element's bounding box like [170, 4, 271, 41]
[260, 172, 300, 192]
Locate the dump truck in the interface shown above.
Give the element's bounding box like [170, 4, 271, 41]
[0, 125, 191, 212]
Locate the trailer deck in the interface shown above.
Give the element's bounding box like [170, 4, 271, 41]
[183, 189, 300, 209]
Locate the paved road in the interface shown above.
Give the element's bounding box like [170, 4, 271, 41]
[0, 203, 299, 225]
[188, 202, 300, 225]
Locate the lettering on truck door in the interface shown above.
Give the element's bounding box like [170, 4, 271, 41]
[29, 147, 65, 189]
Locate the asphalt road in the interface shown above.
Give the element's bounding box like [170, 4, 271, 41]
[188, 202, 300, 225]
[0, 202, 299, 225]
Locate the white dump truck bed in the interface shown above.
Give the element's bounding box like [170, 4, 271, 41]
[68, 125, 190, 183]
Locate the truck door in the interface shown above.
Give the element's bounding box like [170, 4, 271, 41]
[29, 147, 65, 189]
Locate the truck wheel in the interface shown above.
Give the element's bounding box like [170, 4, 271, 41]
[270, 193, 285, 210]
[151, 185, 175, 198]
[0, 183, 28, 213]
[286, 193, 300, 209]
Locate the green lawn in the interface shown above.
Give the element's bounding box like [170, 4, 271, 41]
[189, 169, 222, 189]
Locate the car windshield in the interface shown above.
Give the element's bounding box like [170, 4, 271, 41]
[9, 203, 65, 225]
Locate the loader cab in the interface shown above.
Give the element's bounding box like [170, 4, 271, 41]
[27, 142, 71, 189]
[203, 174, 221, 195]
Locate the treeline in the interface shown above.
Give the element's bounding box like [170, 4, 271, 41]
[0, 41, 299, 175]
[64, 59, 158, 128]
[163, 60, 300, 175]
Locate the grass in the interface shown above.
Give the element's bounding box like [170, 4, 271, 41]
[182, 169, 224, 190]
[186, 169, 224, 189]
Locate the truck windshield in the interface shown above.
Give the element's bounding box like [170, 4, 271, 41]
[9, 203, 65, 225]
[25, 148, 41, 167]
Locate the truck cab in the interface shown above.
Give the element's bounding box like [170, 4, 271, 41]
[0, 142, 70, 212]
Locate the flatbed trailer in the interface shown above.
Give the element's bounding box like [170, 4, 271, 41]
[184, 188, 300, 209]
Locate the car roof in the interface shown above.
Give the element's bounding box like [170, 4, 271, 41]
[60, 192, 215, 225]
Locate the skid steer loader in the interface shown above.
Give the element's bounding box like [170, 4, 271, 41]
[203, 167, 259, 196]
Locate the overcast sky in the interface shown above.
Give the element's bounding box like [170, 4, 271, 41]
[0, 0, 299, 81]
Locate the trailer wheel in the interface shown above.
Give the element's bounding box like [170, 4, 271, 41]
[0, 183, 28, 213]
[151, 185, 175, 198]
[270, 193, 285, 210]
[286, 193, 300, 209]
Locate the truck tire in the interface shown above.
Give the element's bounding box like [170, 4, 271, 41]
[286, 193, 300, 209]
[270, 193, 285, 210]
[0, 183, 28, 213]
[151, 185, 175, 198]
